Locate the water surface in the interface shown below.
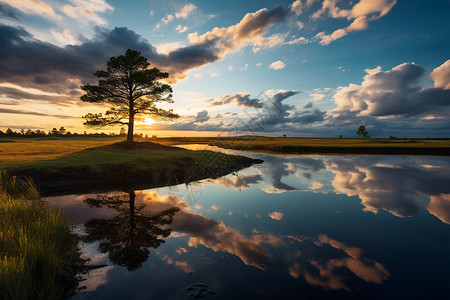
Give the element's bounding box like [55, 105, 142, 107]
[44, 147, 450, 299]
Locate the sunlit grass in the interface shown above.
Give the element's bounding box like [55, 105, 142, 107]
[0, 136, 122, 166]
[157, 137, 450, 154]
[0, 170, 81, 300]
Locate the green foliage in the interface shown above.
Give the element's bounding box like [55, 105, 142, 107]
[0, 172, 81, 300]
[80, 49, 179, 142]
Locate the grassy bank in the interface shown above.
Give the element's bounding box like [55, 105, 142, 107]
[0, 171, 81, 300]
[157, 136, 450, 155]
[5, 141, 262, 194]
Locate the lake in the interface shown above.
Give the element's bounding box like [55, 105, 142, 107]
[44, 145, 450, 299]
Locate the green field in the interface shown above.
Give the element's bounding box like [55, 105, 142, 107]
[1, 138, 261, 194]
[158, 136, 450, 155]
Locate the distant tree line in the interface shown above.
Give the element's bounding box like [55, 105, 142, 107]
[0, 127, 156, 139]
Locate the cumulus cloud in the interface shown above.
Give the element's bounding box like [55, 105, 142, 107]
[194, 110, 210, 123]
[430, 59, 450, 90]
[187, 6, 288, 60]
[269, 60, 286, 70]
[330, 61, 450, 120]
[313, 0, 396, 45]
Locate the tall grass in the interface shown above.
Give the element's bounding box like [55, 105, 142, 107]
[0, 170, 81, 300]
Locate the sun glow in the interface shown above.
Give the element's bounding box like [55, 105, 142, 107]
[136, 118, 157, 126]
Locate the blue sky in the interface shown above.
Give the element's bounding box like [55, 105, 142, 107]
[0, 0, 449, 137]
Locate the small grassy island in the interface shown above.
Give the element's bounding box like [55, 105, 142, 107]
[2, 139, 262, 195]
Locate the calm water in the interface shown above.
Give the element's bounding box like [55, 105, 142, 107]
[44, 146, 450, 299]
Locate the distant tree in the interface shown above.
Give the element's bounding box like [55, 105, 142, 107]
[282, 134, 287, 138]
[338, 135, 343, 138]
[6, 128, 14, 136]
[119, 127, 126, 136]
[80, 49, 179, 143]
[25, 129, 34, 135]
[356, 125, 369, 138]
[20, 129, 25, 135]
[51, 128, 59, 136]
[59, 126, 66, 135]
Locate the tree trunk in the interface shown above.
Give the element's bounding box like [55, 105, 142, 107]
[127, 99, 134, 143]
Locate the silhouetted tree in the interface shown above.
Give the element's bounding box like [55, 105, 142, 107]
[59, 126, 66, 135]
[356, 125, 369, 138]
[119, 127, 126, 136]
[83, 191, 180, 270]
[80, 49, 179, 143]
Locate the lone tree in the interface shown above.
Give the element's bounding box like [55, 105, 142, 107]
[80, 49, 179, 143]
[356, 125, 369, 138]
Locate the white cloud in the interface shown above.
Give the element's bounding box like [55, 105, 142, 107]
[228, 66, 233, 71]
[313, 0, 396, 45]
[161, 14, 174, 24]
[176, 24, 188, 33]
[268, 211, 284, 220]
[311, 93, 325, 101]
[194, 73, 202, 79]
[430, 59, 450, 90]
[0, 0, 62, 20]
[310, 181, 324, 189]
[175, 3, 197, 18]
[60, 0, 113, 25]
[285, 36, 309, 45]
[252, 33, 289, 53]
[256, 62, 263, 67]
[296, 21, 305, 29]
[240, 64, 248, 71]
[330, 61, 450, 118]
[290, 0, 304, 16]
[50, 28, 79, 46]
[269, 60, 286, 70]
[210, 72, 220, 78]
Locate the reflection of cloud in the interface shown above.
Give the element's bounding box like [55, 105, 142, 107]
[138, 191, 282, 270]
[426, 194, 450, 224]
[215, 174, 263, 189]
[82, 265, 114, 292]
[329, 157, 450, 222]
[268, 211, 284, 220]
[162, 255, 194, 273]
[303, 234, 389, 291]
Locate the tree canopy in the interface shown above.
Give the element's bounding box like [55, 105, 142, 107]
[356, 125, 369, 138]
[80, 49, 179, 143]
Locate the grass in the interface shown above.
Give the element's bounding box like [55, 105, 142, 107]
[0, 170, 81, 300]
[4, 140, 262, 194]
[0, 136, 122, 166]
[157, 136, 450, 155]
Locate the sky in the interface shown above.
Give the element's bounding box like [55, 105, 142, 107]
[0, 0, 449, 137]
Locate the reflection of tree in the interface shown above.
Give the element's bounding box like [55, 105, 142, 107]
[83, 191, 180, 270]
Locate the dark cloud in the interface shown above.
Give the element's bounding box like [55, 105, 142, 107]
[208, 93, 264, 108]
[0, 86, 71, 104]
[0, 3, 20, 20]
[304, 102, 313, 109]
[194, 110, 210, 123]
[0, 108, 78, 119]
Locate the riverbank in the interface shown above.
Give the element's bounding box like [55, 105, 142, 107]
[5, 141, 262, 195]
[0, 171, 81, 299]
[157, 136, 450, 156]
